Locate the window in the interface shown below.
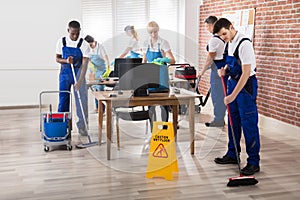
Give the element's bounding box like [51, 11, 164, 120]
[82, 0, 184, 61]
[82, 0, 113, 42]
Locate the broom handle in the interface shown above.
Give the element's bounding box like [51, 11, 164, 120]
[221, 76, 242, 174]
[221, 77, 233, 126]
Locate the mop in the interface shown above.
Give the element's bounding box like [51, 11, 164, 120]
[221, 76, 258, 187]
[70, 64, 99, 148]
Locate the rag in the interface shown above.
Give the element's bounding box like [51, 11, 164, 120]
[151, 57, 170, 65]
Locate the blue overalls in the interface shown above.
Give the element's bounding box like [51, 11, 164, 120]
[89, 48, 106, 109]
[146, 43, 169, 122]
[128, 50, 142, 58]
[58, 37, 88, 131]
[225, 38, 260, 167]
[206, 36, 227, 124]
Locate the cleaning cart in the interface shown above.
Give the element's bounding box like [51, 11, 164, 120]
[39, 91, 72, 152]
[194, 76, 211, 113]
[170, 63, 210, 113]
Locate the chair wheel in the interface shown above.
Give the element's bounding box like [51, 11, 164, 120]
[195, 105, 201, 113]
[67, 145, 72, 151]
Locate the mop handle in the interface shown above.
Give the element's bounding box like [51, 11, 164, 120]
[49, 104, 52, 122]
[70, 63, 89, 131]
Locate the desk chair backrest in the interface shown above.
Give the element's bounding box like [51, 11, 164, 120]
[115, 106, 153, 150]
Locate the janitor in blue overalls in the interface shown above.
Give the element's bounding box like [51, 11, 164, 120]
[142, 21, 176, 127]
[84, 35, 110, 113]
[213, 18, 260, 176]
[55, 20, 90, 136]
[198, 16, 227, 127]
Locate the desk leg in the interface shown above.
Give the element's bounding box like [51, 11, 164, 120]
[98, 100, 103, 145]
[172, 105, 178, 141]
[106, 101, 112, 160]
[189, 98, 195, 155]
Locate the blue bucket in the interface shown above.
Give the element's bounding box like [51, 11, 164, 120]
[44, 118, 68, 139]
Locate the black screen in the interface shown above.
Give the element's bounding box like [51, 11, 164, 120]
[117, 63, 161, 91]
[112, 58, 143, 77]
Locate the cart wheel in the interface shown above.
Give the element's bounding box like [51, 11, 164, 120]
[67, 145, 72, 151]
[44, 146, 49, 152]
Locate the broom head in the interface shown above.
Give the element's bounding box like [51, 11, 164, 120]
[227, 175, 258, 187]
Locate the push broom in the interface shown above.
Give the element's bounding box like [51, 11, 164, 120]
[70, 64, 99, 148]
[221, 75, 258, 187]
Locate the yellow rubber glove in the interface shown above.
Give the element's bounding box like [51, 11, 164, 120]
[102, 68, 112, 78]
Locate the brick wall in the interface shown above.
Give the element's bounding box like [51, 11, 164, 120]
[199, 0, 300, 127]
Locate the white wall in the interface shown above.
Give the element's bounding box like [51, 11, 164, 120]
[0, 0, 82, 107]
[0, 0, 202, 107]
[184, 0, 202, 67]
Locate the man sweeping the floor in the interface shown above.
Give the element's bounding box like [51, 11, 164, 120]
[213, 18, 261, 177]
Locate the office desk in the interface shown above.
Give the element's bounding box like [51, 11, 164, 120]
[87, 77, 187, 88]
[93, 89, 199, 160]
[86, 79, 117, 87]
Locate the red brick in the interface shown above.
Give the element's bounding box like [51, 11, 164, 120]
[199, 0, 300, 126]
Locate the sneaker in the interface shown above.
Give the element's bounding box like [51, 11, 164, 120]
[205, 121, 225, 127]
[241, 163, 260, 175]
[78, 128, 88, 136]
[214, 155, 238, 164]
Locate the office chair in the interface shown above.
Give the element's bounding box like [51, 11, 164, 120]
[115, 106, 153, 150]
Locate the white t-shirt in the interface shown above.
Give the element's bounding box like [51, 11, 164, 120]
[56, 36, 90, 58]
[228, 31, 256, 76]
[90, 42, 107, 59]
[127, 36, 140, 53]
[143, 36, 171, 53]
[208, 35, 225, 60]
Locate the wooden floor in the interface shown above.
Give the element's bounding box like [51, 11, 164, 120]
[0, 100, 300, 200]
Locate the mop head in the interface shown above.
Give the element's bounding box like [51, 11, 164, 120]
[76, 140, 106, 149]
[227, 175, 258, 187]
[76, 141, 98, 149]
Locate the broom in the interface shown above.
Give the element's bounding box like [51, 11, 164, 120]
[70, 64, 99, 148]
[221, 75, 258, 187]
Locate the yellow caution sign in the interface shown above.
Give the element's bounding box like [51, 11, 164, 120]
[146, 121, 178, 180]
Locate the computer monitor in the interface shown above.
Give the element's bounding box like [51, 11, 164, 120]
[117, 63, 165, 96]
[148, 64, 169, 93]
[112, 58, 143, 77]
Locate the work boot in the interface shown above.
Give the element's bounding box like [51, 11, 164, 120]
[241, 164, 260, 175]
[214, 155, 238, 164]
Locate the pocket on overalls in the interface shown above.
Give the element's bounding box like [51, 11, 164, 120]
[244, 79, 253, 96]
[243, 76, 257, 101]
